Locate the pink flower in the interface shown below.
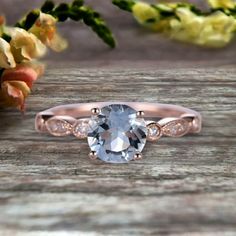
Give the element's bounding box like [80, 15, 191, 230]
[0, 62, 44, 111]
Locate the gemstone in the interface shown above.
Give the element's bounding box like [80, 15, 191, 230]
[162, 119, 189, 137]
[87, 104, 147, 163]
[147, 123, 162, 141]
[46, 117, 72, 136]
[73, 119, 89, 139]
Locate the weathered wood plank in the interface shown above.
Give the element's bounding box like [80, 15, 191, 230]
[0, 63, 236, 235]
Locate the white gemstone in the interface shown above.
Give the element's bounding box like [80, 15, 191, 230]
[73, 120, 89, 138]
[46, 118, 72, 136]
[147, 123, 161, 141]
[162, 119, 189, 137]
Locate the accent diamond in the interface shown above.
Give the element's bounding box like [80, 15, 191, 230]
[162, 119, 189, 137]
[46, 117, 72, 136]
[147, 123, 162, 141]
[87, 104, 147, 163]
[73, 119, 89, 139]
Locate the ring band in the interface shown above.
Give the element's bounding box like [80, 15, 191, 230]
[35, 102, 202, 163]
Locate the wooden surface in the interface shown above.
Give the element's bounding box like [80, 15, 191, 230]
[1, 0, 236, 235]
[0, 63, 236, 235]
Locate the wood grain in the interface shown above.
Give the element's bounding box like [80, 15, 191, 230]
[0, 63, 236, 235]
[1, 0, 236, 235]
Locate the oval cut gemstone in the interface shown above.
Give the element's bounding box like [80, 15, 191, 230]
[87, 104, 147, 163]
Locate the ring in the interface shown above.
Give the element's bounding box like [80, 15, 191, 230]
[35, 102, 202, 163]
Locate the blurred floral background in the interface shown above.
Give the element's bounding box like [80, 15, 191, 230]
[1, 0, 236, 111]
[1, 0, 236, 63]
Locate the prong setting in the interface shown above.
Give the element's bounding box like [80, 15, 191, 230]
[147, 122, 162, 141]
[136, 111, 145, 118]
[133, 153, 143, 160]
[88, 151, 97, 160]
[91, 107, 100, 115]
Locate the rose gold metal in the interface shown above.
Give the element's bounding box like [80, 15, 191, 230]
[88, 151, 97, 160]
[160, 118, 190, 137]
[45, 115, 76, 137]
[91, 107, 100, 115]
[133, 153, 143, 160]
[35, 102, 202, 139]
[136, 111, 145, 118]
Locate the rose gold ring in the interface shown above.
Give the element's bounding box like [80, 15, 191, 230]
[35, 102, 202, 163]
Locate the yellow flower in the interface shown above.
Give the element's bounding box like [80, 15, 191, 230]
[199, 11, 236, 47]
[168, 8, 236, 47]
[0, 38, 16, 68]
[132, 2, 160, 26]
[8, 27, 47, 63]
[207, 0, 236, 9]
[29, 12, 68, 52]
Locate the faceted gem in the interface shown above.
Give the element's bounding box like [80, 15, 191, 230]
[162, 119, 189, 137]
[147, 123, 162, 141]
[87, 104, 147, 163]
[73, 119, 89, 139]
[46, 117, 72, 136]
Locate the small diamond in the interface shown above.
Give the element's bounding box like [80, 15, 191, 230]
[162, 119, 189, 137]
[147, 123, 162, 141]
[73, 120, 89, 139]
[46, 118, 72, 136]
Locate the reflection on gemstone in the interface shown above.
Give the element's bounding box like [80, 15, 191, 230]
[87, 104, 147, 163]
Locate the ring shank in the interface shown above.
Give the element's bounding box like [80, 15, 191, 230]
[35, 102, 202, 134]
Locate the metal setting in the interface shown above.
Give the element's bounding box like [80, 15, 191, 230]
[133, 153, 143, 160]
[146, 122, 162, 141]
[91, 107, 100, 115]
[36, 102, 202, 163]
[88, 151, 97, 160]
[136, 111, 145, 118]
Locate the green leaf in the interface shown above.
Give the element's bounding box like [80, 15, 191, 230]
[1, 33, 11, 43]
[112, 0, 136, 12]
[53, 3, 70, 21]
[69, 7, 83, 21]
[78, 6, 115, 48]
[41, 0, 55, 13]
[72, 0, 84, 8]
[24, 10, 40, 30]
[15, 10, 40, 30]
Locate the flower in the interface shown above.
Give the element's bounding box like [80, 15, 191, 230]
[1, 62, 44, 88]
[29, 12, 68, 52]
[168, 8, 236, 47]
[0, 38, 16, 69]
[0, 62, 44, 111]
[132, 2, 160, 26]
[8, 27, 47, 63]
[0, 80, 30, 111]
[207, 0, 236, 9]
